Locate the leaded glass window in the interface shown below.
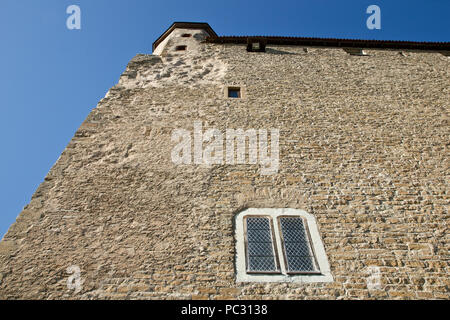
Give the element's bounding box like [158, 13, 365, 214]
[278, 217, 318, 273]
[245, 217, 280, 273]
[236, 208, 332, 283]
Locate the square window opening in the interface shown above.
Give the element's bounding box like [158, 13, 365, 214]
[228, 87, 241, 98]
[246, 39, 267, 52]
[252, 42, 260, 50]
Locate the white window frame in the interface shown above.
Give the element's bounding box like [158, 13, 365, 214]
[235, 208, 333, 283]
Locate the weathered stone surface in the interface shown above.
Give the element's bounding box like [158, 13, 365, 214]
[0, 24, 448, 300]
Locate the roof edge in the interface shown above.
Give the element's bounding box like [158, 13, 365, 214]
[152, 22, 218, 52]
[206, 36, 450, 51]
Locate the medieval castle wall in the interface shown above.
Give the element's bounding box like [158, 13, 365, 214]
[0, 26, 448, 299]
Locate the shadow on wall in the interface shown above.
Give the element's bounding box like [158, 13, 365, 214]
[265, 48, 298, 55]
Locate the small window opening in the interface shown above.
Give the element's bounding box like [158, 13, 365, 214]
[247, 38, 266, 52]
[228, 87, 241, 98]
[175, 45, 187, 51]
[181, 33, 192, 37]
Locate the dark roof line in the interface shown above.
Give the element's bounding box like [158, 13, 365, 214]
[152, 22, 450, 52]
[206, 35, 450, 51]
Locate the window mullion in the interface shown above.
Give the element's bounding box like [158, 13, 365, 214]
[272, 217, 287, 274]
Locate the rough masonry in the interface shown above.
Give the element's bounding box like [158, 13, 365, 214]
[0, 22, 448, 299]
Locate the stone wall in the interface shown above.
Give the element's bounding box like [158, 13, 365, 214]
[0, 28, 448, 299]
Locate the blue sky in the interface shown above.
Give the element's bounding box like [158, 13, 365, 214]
[0, 0, 448, 239]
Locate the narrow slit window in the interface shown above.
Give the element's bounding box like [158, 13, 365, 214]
[279, 217, 318, 274]
[245, 217, 279, 273]
[228, 87, 240, 98]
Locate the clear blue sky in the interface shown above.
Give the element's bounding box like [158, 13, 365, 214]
[0, 0, 448, 239]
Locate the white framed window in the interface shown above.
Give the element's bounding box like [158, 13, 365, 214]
[235, 208, 333, 283]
